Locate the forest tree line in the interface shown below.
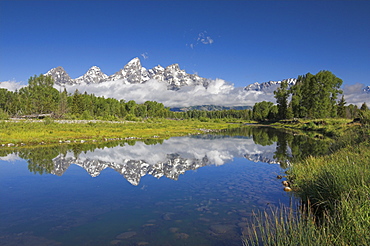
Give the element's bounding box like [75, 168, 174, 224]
[254, 70, 368, 121]
[0, 72, 368, 121]
[0, 74, 251, 121]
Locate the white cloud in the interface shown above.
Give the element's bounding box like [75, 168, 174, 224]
[197, 31, 214, 45]
[56, 78, 274, 107]
[57, 79, 369, 108]
[2, 78, 368, 108]
[0, 81, 25, 91]
[70, 136, 276, 167]
[343, 83, 370, 107]
[187, 31, 214, 49]
[140, 52, 149, 60]
[0, 153, 22, 162]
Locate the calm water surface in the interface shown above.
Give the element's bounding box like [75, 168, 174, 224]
[0, 127, 330, 246]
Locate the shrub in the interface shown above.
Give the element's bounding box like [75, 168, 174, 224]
[0, 109, 9, 120]
[43, 117, 54, 125]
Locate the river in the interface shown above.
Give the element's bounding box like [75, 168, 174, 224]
[0, 127, 331, 246]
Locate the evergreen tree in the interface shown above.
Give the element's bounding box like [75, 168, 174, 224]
[71, 89, 84, 115]
[337, 95, 346, 118]
[360, 102, 368, 111]
[347, 104, 359, 119]
[57, 88, 69, 118]
[274, 80, 290, 120]
[290, 78, 303, 118]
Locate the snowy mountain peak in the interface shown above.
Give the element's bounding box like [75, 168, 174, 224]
[45, 66, 73, 85]
[167, 64, 180, 71]
[46, 57, 210, 89]
[244, 78, 297, 92]
[364, 86, 370, 93]
[74, 66, 108, 84]
[52, 153, 208, 186]
[127, 57, 141, 66]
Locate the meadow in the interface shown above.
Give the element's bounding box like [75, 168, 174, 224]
[0, 118, 243, 147]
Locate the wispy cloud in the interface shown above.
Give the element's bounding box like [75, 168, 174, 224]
[187, 31, 214, 49]
[197, 31, 214, 45]
[342, 83, 370, 106]
[140, 52, 149, 60]
[0, 80, 25, 91]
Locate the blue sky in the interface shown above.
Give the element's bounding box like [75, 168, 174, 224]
[1, 0, 370, 88]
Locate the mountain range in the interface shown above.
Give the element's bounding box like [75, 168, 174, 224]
[243, 78, 297, 92]
[52, 153, 209, 186]
[45, 57, 210, 90]
[45, 57, 299, 92]
[45, 57, 370, 96]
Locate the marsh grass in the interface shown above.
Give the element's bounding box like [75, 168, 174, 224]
[244, 127, 370, 246]
[272, 118, 354, 138]
[244, 205, 331, 246]
[0, 119, 241, 146]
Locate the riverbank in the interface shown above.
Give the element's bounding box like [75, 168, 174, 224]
[0, 118, 243, 147]
[244, 125, 370, 245]
[270, 118, 357, 137]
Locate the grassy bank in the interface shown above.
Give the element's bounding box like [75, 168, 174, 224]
[0, 118, 243, 147]
[244, 126, 370, 246]
[270, 118, 355, 137]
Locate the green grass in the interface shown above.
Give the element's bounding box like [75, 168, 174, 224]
[244, 205, 332, 246]
[244, 126, 370, 246]
[0, 118, 244, 146]
[271, 118, 354, 137]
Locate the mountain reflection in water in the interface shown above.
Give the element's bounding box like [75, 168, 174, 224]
[0, 127, 333, 246]
[0, 127, 332, 186]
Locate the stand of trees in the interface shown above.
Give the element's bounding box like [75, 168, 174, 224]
[0, 75, 253, 121]
[0, 72, 368, 122]
[252, 70, 368, 121]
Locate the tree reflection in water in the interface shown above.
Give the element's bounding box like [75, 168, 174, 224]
[0, 127, 332, 177]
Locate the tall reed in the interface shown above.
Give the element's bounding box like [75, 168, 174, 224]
[244, 127, 370, 246]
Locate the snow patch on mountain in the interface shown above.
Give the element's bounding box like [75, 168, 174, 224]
[74, 66, 108, 84]
[244, 78, 297, 92]
[45, 66, 73, 86]
[45, 57, 210, 90]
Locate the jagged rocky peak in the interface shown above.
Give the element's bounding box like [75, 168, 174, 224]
[244, 78, 297, 92]
[45, 57, 210, 89]
[107, 57, 150, 84]
[74, 66, 108, 84]
[45, 66, 73, 85]
[162, 63, 210, 89]
[364, 86, 370, 93]
[51, 153, 209, 186]
[148, 65, 165, 81]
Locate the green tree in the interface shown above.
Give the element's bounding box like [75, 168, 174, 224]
[291, 71, 343, 119]
[71, 89, 84, 116]
[360, 102, 368, 111]
[19, 74, 60, 114]
[337, 95, 347, 118]
[290, 78, 304, 118]
[274, 80, 290, 120]
[346, 104, 359, 119]
[253, 101, 274, 121]
[56, 88, 69, 118]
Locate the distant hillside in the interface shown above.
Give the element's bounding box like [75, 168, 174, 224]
[170, 105, 252, 112]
